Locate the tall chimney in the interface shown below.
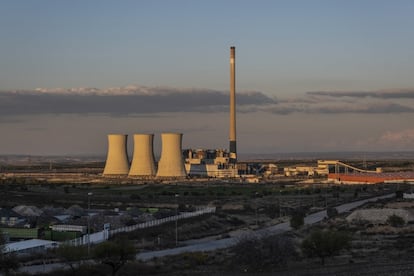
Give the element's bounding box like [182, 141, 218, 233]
[229, 46, 237, 163]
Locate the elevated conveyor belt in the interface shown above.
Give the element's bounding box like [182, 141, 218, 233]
[318, 160, 378, 174]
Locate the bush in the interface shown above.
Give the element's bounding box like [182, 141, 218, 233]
[290, 210, 305, 229]
[94, 239, 136, 275]
[263, 204, 279, 219]
[182, 252, 209, 266]
[302, 229, 351, 265]
[54, 244, 87, 272]
[129, 194, 141, 200]
[387, 214, 405, 227]
[326, 207, 338, 218]
[231, 233, 296, 271]
[0, 232, 20, 274]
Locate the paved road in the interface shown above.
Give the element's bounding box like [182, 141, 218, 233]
[18, 193, 394, 273]
[137, 193, 394, 261]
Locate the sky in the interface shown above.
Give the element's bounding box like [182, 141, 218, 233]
[1, 0, 414, 156]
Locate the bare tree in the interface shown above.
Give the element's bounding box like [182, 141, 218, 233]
[231, 233, 297, 272]
[93, 238, 136, 276]
[55, 244, 87, 274]
[302, 229, 351, 265]
[0, 231, 20, 275]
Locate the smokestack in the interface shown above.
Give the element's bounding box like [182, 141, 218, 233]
[229, 46, 237, 163]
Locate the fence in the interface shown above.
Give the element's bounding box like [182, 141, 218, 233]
[64, 206, 216, 247]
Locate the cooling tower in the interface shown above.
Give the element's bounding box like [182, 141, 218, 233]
[103, 134, 130, 176]
[129, 134, 156, 177]
[229, 46, 237, 163]
[156, 133, 186, 177]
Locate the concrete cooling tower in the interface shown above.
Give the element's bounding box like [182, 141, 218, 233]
[156, 133, 186, 177]
[103, 134, 130, 176]
[129, 134, 156, 177]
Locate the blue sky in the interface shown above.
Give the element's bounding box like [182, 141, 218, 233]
[1, 1, 414, 155]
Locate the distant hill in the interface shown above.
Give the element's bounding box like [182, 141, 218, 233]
[239, 151, 414, 161]
[1, 151, 413, 165]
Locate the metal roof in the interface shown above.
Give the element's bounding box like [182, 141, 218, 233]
[4, 239, 59, 252]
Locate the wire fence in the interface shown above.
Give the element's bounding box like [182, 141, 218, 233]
[64, 206, 216, 247]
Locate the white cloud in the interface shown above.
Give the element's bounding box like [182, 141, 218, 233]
[2, 85, 414, 116]
[379, 129, 414, 144]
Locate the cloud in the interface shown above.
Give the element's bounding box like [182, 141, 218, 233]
[307, 89, 414, 99]
[0, 86, 276, 116]
[25, 127, 48, 132]
[268, 88, 414, 115]
[265, 102, 414, 115]
[379, 129, 414, 144]
[1, 85, 414, 117]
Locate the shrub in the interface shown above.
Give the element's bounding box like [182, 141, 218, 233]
[129, 194, 141, 200]
[231, 233, 296, 271]
[302, 229, 351, 265]
[94, 239, 136, 276]
[0, 232, 20, 274]
[54, 244, 87, 272]
[182, 252, 209, 266]
[326, 207, 338, 218]
[387, 214, 405, 227]
[290, 209, 305, 229]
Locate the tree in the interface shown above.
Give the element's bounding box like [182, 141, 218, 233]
[0, 231, 20, 275]
[302, 229, 351, 265]
[290, 210, 305, 229]
[93, 239, 136, 276]
[387, 214, 405, 227]
[232, 235, 262, 271]
[326, 207, 338, 218]
[55, 244, 88, 273]
[231, 233, 296, 272]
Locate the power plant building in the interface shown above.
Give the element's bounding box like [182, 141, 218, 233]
[128, 134, 156, 177]
[156, 133, 186, 177]
[103, 46, 240, 179]
[103, 134, 130, 176]
[184, 149, 237, 178]
[184, 46, 238, 178]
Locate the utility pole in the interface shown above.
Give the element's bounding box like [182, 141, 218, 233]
[255, 192, 259, 227]
[175, 194, 179, 246]
[279, 189, 282, 218]
[87, 192, 93, 256]
[312, 183, 315, 207]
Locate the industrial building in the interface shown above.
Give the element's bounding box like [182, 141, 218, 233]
[283, 160, 331, 177]
[102, 47, 240, 179]
[318, 160, 414, 184]
[183, 46, 239, 178]
[184, 148, 237, 178]
[328, 172, 414, 184]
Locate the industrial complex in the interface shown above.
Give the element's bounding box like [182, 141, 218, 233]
[2, 47, 414, 276]
[103, 47, 239, 179]
[101, 46, 414, 184]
